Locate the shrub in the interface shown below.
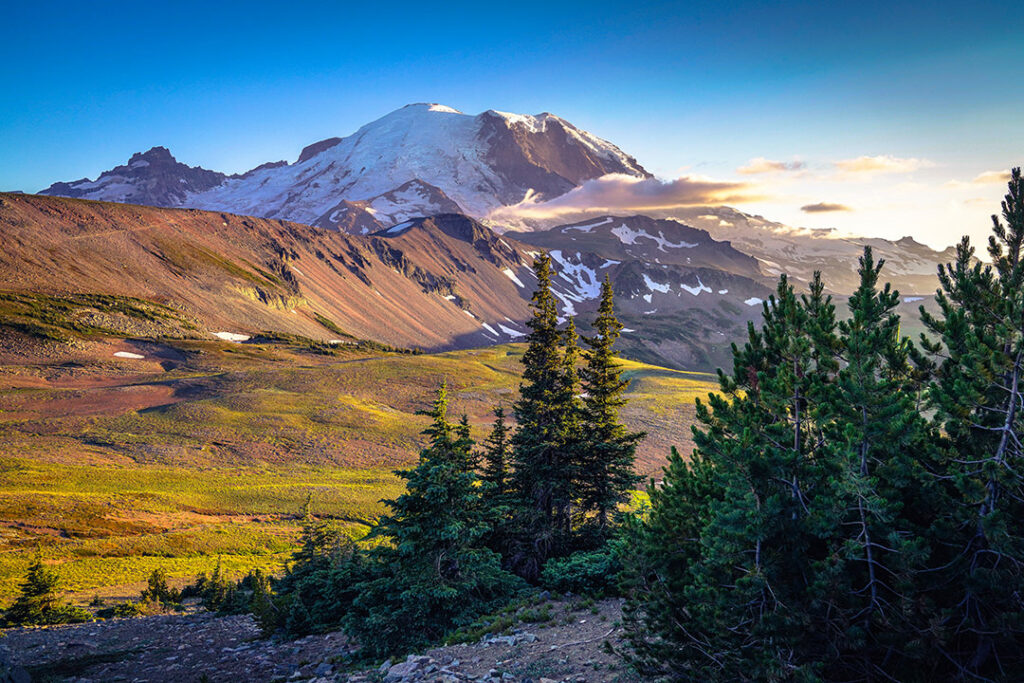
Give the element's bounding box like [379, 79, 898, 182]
[540, 548, 622, 597]
[139, 568, 181, 605]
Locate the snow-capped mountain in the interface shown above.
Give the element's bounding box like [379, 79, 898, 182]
[508, 215, 762, 279]
[664, 206, 956, 293]
[39, 146, 228, 207]
[40, 104, 648, 228]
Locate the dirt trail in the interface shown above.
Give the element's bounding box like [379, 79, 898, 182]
[1, 598, 636, 682]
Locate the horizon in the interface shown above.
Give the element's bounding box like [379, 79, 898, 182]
[2, 1, 1022, 249]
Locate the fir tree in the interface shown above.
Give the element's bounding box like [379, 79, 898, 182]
[579, 276, 644, 533]
[3, 553, 90, 626]
[509, 253, 579, 577]
[481, 405, 511, 496]
[345, 382, 522, 657]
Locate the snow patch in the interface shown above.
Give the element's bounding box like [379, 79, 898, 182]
[502, 267, 525, 288]
[498, 323, 525, 338]
[903, 296, 924, 303]
[600, 259, 620, 268]
[563, 217, 613, 233]
[213, 332, 250, 342]
[481, 322, 500, 337]
[679, 277, 712, 296]
[642, 274, 671, 293]
[387, 220, 414, 234]
[550, 250, 600, 301]
[611, 224, 698, 251]
[744, 298, 764, 307]
[718, 289, 729, 294]
[113, 351, 145, 359]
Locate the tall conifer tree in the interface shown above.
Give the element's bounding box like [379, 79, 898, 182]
[921, 167, 1024, 677]
[579, 276, 644, 533]
[481, 405, 511, 496]
[509, 253, 580, 577]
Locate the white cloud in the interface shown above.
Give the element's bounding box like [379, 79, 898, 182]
[970, 170, 1012, 184]
[738, 157, 805, 175]
[487, 173, 760, 224]
[834, 155, 933, 175]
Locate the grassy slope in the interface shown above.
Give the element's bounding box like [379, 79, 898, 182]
[0, 339, 716, 604]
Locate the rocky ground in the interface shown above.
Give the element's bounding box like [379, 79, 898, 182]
[1, 598, 636, 682]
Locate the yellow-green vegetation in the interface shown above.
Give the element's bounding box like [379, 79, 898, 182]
[0, 459, 398, 603]
[0, 291, 199, 341]
[0, 340, 715, 606]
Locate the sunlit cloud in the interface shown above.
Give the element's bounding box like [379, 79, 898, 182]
[834, 155, 933, 175]
[738, 157, 806, 175]
[970, 170, 1012, 184]
[801, 202, 852, 213]
[487, 173, 763, 224]
[944, 170, 1012, 189]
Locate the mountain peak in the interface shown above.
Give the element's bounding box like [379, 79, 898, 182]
[130, 146, 175, 163]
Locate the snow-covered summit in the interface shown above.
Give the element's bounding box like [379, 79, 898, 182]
[184, 104, 648, 223]
[40, 104, 648, 231]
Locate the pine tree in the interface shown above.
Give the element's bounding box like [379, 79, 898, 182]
[345, 382, 522, 657]
[624, 273, 844, 680]
[817, 247, 938, 678]
[579, 276, 644, 534]
[921, 167, 1024, 677]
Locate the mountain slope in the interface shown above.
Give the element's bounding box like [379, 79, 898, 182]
[0, 194, 534, 352]
[636, 206, 955, 294]
[40, 104, 648, 229]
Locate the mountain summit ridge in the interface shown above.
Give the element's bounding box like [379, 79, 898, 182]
[40, 104, 648, 228]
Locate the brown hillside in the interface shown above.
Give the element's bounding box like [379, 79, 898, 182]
[0, 193, 532, 351]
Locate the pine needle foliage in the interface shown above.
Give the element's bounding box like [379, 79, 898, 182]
[623, 169, 1024, 682]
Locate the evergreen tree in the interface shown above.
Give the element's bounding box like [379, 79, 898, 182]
[579, 276, 644, 533]
[344, 383, 522, 657]
[818, 247, 938, 679]
[509, 253, 579, 578]
[624, 273, 844, 680]
[3, 553, 90, 626]
[921, 167, 1024, 677]
[480, 405, 511, 496]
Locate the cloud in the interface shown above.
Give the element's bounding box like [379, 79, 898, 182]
[801, 202, 852, 213]
[970, 170, 1012, 184]
[834, 155, 932, 174]
[738, 157, 806, 175]
[487, 173, 762, 225]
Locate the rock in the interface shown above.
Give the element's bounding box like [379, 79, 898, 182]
[380, 659, 393, 674]
[0, 648, 30, 683]
[314, 662, 333, 676]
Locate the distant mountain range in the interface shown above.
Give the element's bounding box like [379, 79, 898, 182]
[23, 104, 956, 369]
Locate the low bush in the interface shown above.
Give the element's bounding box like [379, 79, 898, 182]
[540, 548, 622, 597]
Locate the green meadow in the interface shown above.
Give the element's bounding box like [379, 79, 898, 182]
[0, 340, 716, 604]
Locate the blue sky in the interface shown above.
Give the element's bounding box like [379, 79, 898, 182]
[2, 1, 1021, 246]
